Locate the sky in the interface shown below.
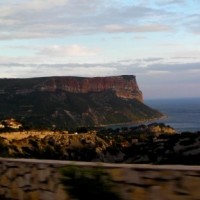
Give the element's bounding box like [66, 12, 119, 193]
[0, 0, 200, 99]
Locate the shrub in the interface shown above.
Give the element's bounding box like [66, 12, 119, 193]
[60, 165, 122, 200]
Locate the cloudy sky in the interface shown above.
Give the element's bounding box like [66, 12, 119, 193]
[1, 0, 200, 99]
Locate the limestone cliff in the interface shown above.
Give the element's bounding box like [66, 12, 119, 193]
[36, 75, 143, 102]
[0, 75, 143, 102]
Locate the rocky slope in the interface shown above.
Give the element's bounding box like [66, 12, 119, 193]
[0, 75, 163, 129]
[1, 124, 200, 165]
[0, 123, 174, 162]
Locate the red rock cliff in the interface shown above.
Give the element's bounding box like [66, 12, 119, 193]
[37, 75, 143, 102]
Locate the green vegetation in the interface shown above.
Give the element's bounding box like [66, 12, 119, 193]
[0, 138, 9, 157]
[60, 165, 121, 200]
[0, 77, 163, 130]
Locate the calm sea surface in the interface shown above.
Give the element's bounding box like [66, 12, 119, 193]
[145, 98, 200, 133]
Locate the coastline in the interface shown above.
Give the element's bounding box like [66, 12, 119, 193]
[96, 114, 167, 129]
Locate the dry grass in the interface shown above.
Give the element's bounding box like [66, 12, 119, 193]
[0, 130, 97, 147]
[0, 131, 58, 141]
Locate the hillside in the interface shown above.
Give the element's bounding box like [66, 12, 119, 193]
[1, 124, 200, 165]
[0, 75, 163, 129]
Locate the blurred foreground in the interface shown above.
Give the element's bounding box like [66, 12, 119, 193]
[1, 158, 200, 200]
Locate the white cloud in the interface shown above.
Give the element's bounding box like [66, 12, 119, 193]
[155, 0, 185, 6]
[1, 55, 200, 77]
[0, 0, 174, 40]
[147, 70, 170, 75]
[0, 63, 118, 78]
[25, 0, 67, 10]
[0, 0, 67, 13]
[38, 45, 101, 57]
[104, 24, 172, 33]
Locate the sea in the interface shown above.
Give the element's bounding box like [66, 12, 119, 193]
[145, 98, 200, 133]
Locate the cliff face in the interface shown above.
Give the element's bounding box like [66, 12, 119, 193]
[36, 75, 143, 102]
[0, 75, 143, 102]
